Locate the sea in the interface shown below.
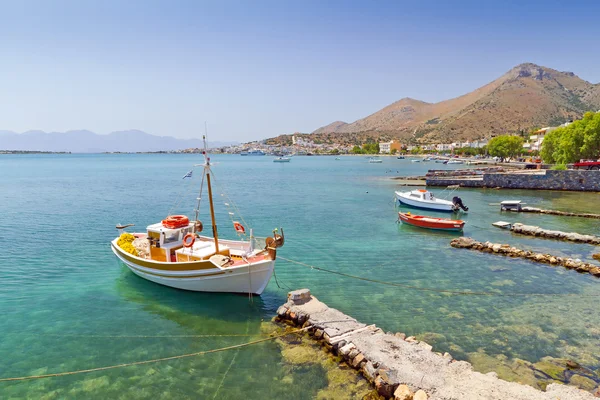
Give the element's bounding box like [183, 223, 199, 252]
[1, 153, 599, 399]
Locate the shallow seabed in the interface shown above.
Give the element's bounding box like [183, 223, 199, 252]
[1, 154, 599, 398]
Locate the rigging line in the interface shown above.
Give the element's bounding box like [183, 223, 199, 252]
[277, 256, 600, 298]
[167, 171, 197, 217]
[209, 169, 253, 231]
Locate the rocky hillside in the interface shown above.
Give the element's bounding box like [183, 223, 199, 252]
[304, 63, 600, 144]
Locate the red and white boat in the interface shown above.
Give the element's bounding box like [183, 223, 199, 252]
[398, 212, 465, 231]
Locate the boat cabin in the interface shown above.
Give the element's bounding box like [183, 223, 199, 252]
[409, 189, 435, 201]
[145, 222, 230, 263]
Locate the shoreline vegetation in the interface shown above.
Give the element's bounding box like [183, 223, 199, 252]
[0, 150, 71, 154]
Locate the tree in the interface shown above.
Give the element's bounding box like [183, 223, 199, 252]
[391, 148, 398, 155]
[541, 112, 600, 164]
[351, 145, 363, 154]
[487, 135, 524, 161]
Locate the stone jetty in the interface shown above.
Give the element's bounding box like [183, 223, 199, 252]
[520, 206, 600, 219]
[276, 289, 595, 400]
[450, 237, 600, 277]
[510, 223, 600, 244]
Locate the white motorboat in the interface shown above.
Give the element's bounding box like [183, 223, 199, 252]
[111, 136, 285, 295]
[447, 159, 464, 164]
[273, 157, 290, 163]
[411, 159, 421, 163]
[368, 157, 383, 163]
[395, 189, 468, 212]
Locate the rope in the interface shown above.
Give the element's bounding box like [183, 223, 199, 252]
[209, 169, 253, 232]
[13, 333, 266, 339]
[0, 327, 306, 383]
[212, 320, 250, 399]
[277, 256, 600, 297]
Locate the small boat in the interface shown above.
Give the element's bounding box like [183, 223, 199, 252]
[335, 157, 341, 160]
[397, 156, 405, 159]
[435, 159, 447, 163]
[423, 158, 431, 162]
[111, 136, 285, 295]
[447, 159, 464, 164]
[247, 149, 266, 156]
[368, 157, 383, 163]
[411, 159, 421, 163]
[273, 157, 290, 163]
[398, 212, 465, 231]
[395, 189, 468, 212]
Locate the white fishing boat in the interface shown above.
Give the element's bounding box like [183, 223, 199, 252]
[447, 159, 464, 164]
[411, 159, 421, 163]
[273, 157, 291, 163]
[368, 157, 383, 163]
[111, 136, 284, 295]
[395, 188, 468, 212]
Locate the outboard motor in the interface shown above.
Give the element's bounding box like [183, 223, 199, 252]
[452, 196, 469, 212]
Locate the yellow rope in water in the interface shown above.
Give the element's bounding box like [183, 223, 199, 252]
[0, 328, 306, 383]
[277, 256, 600, 297]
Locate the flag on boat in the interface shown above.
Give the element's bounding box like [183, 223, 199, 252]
[182, 170, 193, 179]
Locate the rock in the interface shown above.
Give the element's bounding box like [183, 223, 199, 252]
[593, 253, 600, 262]
[395, 332, 406, 340]
[394, 384, 413, 400]
[533, 358, 567, 380]
[590, 267, 600, 277]
[417, 342, 433, 352]
[549, 257, 558, 264]
[276, 305, 288, 318]
[569, 374, 598, 391]
[414, 389, 428, 400]
[593, 386, 600, 397]
[348, 348, 360, 360]
[351, 353, 366, 368]
[288, 289, 311, 305]
[566, 360, 581, 369]
[375, 375, 395, 398]
[361, 361, 377, 382]
[492, 244, 501, 253]
[314, 329, 324, 339]
[339, 343, 355, 357]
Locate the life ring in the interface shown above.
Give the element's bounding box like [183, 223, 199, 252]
[233, 221, 245, 234]
[162, 215, 190, 229]
[183, 233, 195, 248]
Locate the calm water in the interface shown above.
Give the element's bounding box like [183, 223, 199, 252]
[1, 154, 599, 398]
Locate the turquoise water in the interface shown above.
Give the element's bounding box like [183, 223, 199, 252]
[1, 154, 599, 398]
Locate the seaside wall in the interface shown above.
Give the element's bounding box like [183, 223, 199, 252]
[427, 170, 600, 191]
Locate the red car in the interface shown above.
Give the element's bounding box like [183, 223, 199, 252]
[573, 160, 600, 170]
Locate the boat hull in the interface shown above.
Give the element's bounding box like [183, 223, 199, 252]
[111, 242, 274, 295]
[398, 213, 465, 231]
[395, 191, 455, 212]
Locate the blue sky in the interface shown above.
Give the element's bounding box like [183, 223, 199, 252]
[1, 0, 599, 141]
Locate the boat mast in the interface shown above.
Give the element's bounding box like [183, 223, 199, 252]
[201, 127, 219, 252]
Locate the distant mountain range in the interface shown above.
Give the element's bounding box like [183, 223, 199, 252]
[269, 63, 600, 146]
[0, 130, 238, 153]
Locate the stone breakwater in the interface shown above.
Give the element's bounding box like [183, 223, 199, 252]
[510, 223, 600, 244]
[520, 206, 600, 219]
[276, 289, 595, 400]
[427, 170, 600, 192]
[450, 237, 600, 277]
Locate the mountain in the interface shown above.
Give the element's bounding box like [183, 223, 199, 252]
[309, 63, 600, 144]
[0, 130, 238, 152]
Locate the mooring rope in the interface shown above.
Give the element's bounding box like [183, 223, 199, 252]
[0, 327, 306, 383]
[277, 256, 600, 297]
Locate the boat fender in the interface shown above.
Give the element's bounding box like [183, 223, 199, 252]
[183, 233, 195, 248]
[194, 220, 203, 234]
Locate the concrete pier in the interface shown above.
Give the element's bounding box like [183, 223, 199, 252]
[510, 223, 600, 244]
[276, 289, 596, 400]
[450, 237, 600, 277]
[519, 206, 600, 219]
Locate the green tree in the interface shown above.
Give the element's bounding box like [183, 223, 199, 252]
[391, 148, 398, 155]
[541, 112, 600, 164]
[487, 135, 524, 161]
[351, 145, 363, 154]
